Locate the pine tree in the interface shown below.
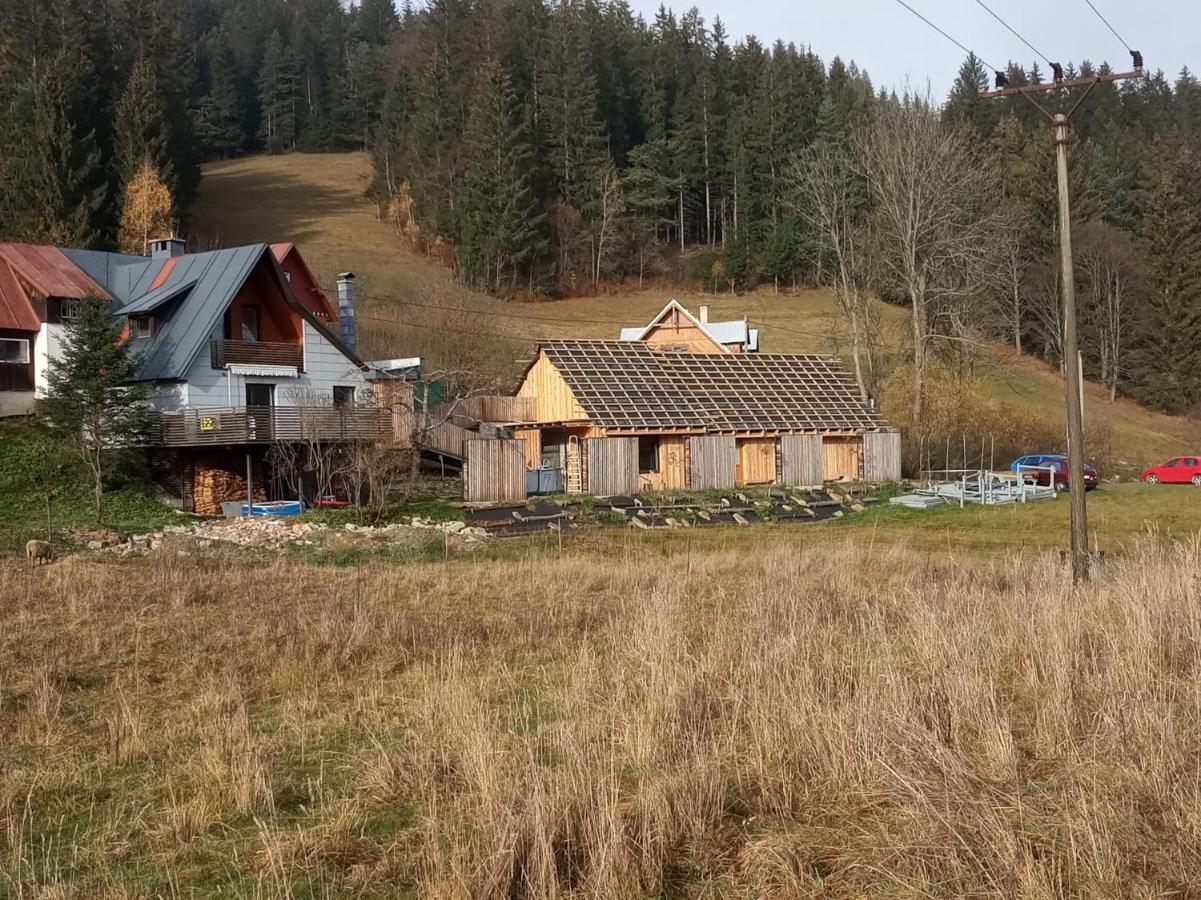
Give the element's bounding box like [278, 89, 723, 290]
[118, 159, 174, 255]
[195, 38, 245, 158]
[39, 297, 153, 522]
[258, 31, 300, 152]
[945, 53, 995, 135]
[114, 52, 170, 185]
[457, 59, 548, 293]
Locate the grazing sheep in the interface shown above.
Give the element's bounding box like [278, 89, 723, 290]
[25, 540, 55, 566]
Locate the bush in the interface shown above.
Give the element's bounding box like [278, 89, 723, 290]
[880, 363, 1113, 476]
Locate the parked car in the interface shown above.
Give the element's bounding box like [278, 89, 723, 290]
[1010, 454, 1100, 491]
[1141, 456, 1201, 485]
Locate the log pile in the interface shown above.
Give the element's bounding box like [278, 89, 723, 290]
[193, 464, 266, 516]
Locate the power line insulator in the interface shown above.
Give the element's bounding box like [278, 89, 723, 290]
[1130, 50, 1143, 72]
[994, 71, 1010, 88]
[1051, 63, 1064, 83]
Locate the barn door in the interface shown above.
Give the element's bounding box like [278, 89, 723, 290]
[779, 434, 823, 486]
[689, 436, 737, 489]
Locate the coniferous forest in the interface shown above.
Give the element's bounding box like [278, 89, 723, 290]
[2, 0, 1201, 413]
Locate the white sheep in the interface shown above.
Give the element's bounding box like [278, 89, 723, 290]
[25, 540, 55, 566]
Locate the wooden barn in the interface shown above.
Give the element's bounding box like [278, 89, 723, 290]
[485, 339, 901, 499]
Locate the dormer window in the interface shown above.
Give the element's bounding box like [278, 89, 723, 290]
[59, 299, 82, 321]
[129, 315, 153, 339]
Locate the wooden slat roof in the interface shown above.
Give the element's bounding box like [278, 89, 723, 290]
[538, 341, 887, 433]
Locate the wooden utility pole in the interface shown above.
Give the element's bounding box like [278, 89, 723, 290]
[982, 58, 1143, 583]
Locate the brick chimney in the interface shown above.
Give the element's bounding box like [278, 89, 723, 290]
[698, 304, 709, 323]
[337, 272, 356, 352]
[150, 237, 186, 258]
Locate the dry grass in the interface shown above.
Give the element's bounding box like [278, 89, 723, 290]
[3, 536, 1201, 897]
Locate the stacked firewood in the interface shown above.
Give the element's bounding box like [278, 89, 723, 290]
[193, 465, 266, 516]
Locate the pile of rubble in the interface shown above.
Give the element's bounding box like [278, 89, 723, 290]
[86, 514, 490, 555]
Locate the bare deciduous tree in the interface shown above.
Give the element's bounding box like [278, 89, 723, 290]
[787, 142, 877, 399]
[855, 97, 1005, 426]
[1078, 221, 1141, 401]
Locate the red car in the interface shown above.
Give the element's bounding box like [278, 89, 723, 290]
[1142, 456, 1201, 485]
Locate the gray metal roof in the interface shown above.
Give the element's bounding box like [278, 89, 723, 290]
[111, 278, 197, 315]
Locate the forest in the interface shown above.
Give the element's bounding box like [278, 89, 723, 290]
[1, 0, 1200, 415]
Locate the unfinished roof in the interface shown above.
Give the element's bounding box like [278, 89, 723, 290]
[537, 341, 885, 433]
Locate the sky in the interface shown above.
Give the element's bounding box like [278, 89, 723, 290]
[626, 0, 1191, 99]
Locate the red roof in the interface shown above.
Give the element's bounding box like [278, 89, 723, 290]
[0, 257, 39, 331]
[271, 242, 337, 320]
[0, 243, 109, 300]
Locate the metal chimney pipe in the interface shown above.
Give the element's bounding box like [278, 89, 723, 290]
[337, 272, 356, 352]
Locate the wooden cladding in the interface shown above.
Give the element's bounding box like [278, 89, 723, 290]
[421, 420, 472, 460]
[863, 431, 902, 482]
[157, 406, 389, 446]
[689, 436, 737, 490]
[211, 339, 303, 369]
[586, 437, 639, 497]
[779, 434, 823, 486]
[737, 437, 776, 486]
[465, 439, 527, 503]
[432, 395, 535, 425]
[822, 437, 862, 481]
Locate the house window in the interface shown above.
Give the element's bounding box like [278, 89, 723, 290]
[638, 436, 660, 473]
[0, 338, 30, 364]
[59, 299, 82, 321]
[245, 383, 274, 407]
[333, 386, 355, 407]
[241, 306, 260, 342]
[129, 316, 153, 339]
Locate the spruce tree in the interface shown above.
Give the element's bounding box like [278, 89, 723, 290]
[258, 31, 300, 152]
[115, 52, 170, 186]
[195, 38, 245, 158]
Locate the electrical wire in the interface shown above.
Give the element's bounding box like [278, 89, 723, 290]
[890, 0, 1000, 73]
[972, 0, 1055, 68]
[1080, 0, 1133, 53]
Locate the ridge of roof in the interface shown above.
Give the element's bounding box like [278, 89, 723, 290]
[624, 299, 735, 353]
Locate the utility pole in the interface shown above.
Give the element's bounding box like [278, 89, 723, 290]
[982, 55, 1144, 583]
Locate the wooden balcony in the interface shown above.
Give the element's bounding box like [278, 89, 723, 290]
[211, 339, 304, 369]
[156, 405, 391, 447]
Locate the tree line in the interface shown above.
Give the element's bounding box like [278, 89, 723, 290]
[0, 0, 399, 248]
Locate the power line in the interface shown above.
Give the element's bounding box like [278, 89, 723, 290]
[1081, 0, 1133, 53]
[891, 0, 1000, 73]
[972, 0, 1055, 68]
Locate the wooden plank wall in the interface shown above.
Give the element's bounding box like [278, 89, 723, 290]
[516, 354, 589, 423]
[822, 436, 862, 481]
[512, 428, 542, 469]
[465, 439, 527, 503]
[637, 436, 687, 491]
[737, 437, 777, 485]
[779, 434, 823, 486]
[689, 436, 737, 489]
[862, 431, 903, 482]
[586, 437, 639, 496]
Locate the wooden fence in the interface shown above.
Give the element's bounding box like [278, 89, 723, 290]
[465, 439, 527, 503]
[586, 437, 638, 497]
[157, 406, 389, 447]
[779, 434, 823, 486]
[430, 395, 535, 426]
[862, 430, 903, 482]
[689, 436, 737, 490]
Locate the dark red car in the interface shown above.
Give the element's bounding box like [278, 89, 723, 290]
[1142, 456, 1201, 485]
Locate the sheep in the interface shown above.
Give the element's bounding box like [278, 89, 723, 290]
[25, 540, 55, 566]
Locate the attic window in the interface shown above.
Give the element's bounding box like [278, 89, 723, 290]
[0, 338, 30, 364]
[59, 299, 82, 321]
[129, 316, 153, 339]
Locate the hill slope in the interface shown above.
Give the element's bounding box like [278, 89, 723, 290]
[192, 152, 1200, 474]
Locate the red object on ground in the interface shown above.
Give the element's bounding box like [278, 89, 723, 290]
[313, 498, 351, 508]
[1142, 456, 1201, 485]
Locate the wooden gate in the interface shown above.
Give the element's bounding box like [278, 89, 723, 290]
[862, 431, 902, 482]
[689, 436, 737, 489]
[737, 438, 777, 485]
[586, 437, 638, 496]
[779, 434, 823, 486]
[465, 439, 527, 503]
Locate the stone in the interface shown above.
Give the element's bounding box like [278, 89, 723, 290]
[442, 521, 465, 534]
[86, 540, 103, 550]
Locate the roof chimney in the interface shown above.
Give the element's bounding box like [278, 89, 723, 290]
[150, 236, 186, 258]
[698, 304, 709, 323]
[337, 272, 356, 352]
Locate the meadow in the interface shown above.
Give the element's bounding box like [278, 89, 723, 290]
[4, 526, 1201, 898]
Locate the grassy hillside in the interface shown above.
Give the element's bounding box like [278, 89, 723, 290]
[192, 152, 1201, 474]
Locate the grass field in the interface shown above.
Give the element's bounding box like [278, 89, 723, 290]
[6, 529, 1201, 897]
[192, 152, 1201, 475]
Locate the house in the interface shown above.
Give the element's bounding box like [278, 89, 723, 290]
[617, 299, 758, 354]
[498, 338, 900, 499]
[0, 238, 403, 513]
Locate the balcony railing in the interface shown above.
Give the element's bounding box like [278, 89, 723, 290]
[211, 339, 304, 369]
[157, 405, 391, 446]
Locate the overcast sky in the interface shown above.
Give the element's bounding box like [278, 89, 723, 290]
[626, 0, 1189, 99]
